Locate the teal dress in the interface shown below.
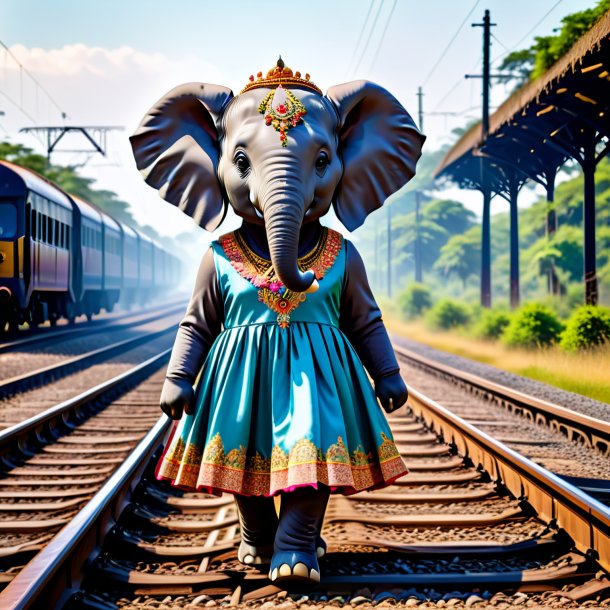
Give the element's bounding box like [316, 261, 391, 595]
[156, 229, 407, 496]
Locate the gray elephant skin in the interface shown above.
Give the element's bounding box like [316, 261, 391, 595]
[130, 61, 424, 585]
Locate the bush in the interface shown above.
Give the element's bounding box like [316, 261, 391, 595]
[502, 303, 563, 348]
[560, 305, 610, 351]
[426, 299, 471, 330]
[398, 284, 432, 319]
[473, 309, 511, 340]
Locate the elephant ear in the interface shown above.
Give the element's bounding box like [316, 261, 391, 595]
[326, 80, 425, 231]
[129, 83, 234, 231]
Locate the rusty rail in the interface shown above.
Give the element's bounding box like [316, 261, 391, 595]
[407, 385, 610, 573]
[394, 343, 610, 456]
[0, 416, 171, 610]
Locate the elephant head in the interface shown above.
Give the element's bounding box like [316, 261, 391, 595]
[130, 60, 424, 293]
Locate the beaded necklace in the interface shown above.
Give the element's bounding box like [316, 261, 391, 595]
[219, 228, 342, 328]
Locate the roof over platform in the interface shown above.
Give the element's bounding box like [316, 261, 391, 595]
[435, 10, 610, 193]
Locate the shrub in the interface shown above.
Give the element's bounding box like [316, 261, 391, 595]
[560, 305, 610, 351]
[398, 284, 432, 319]
[426, 299, 471, 330]
[473, 309, 511, 340]
[502, 303, 563, 348]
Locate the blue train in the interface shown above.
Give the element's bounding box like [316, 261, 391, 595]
[0, 161, 182, 332]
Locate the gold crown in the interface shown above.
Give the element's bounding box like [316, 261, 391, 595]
[240, 57, 322, 95]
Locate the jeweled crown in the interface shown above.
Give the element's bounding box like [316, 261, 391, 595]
[240, 57, 322, 95]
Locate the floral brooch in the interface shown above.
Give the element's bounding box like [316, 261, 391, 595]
[258, 85, 306, 147]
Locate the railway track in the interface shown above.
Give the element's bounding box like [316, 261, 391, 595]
[0, 298, 187, 352]
[393, 343, 610, 505]
[1, 363, 609, 609]
[0, 346, 172, 598]
[0, 309, 182, 432]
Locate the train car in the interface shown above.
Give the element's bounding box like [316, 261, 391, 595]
[0, 161, 75, 330]
[119, 221, 139, 308]
[136, 229, 154, 304]
[0, 160, 183, 331]
[100, 211, 122, 312]
[70, 195, 103, 320]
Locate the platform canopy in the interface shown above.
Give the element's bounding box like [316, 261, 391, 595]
[435, 11, 610, 305]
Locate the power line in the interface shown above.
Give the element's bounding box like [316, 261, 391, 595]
[352, 0, 385, 76]
[491, 33, 510, 52]
[345, 0, 377, 77]
[421, 0, 481, 87]
[492, 0, 564, 65]
[369, 0, 399, 71]
[432, 54, 481, 112]
[0, 39, 68, 120]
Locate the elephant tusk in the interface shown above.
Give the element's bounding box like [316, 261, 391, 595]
[304, 278, 319, 294]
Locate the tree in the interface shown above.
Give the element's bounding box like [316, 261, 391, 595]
[498, 0, 610, 87]
[0, 139, 136, 226]
[434, 228, 481, 289]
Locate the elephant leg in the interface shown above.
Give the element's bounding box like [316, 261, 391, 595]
[269, 485, 330, 584]
[234, 495, 278, 566]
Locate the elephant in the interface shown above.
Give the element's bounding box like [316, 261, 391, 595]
[130, 58, 424, 585]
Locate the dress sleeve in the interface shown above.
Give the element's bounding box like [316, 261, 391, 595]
[166, 247, 224, 383]
[339, 240, 399, 381]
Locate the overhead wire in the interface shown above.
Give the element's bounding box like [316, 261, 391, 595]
[421, 0, 481, 87]
[369, 0, 399, 71]
[492, 0, 564, 65]
[0, 39, 68, 120]
[352, 0, 385, 76]
[345, 0, 377, 77]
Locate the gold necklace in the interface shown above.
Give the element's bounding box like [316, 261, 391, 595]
[219, 228, 342, 329]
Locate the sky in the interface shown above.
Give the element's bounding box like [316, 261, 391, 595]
[0, 0, 599, 241]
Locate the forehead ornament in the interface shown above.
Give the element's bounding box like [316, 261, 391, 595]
[241, 57, 321, 147]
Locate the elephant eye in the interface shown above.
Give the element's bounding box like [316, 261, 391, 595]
[234, 152, 251, 176]
[315, 151, 330, 174]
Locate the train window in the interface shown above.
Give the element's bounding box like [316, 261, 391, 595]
[66, 225, 70, 248]
[0, 202, 18, 238]
[55, 220, 60, 246]
[31, 210, 37, 240]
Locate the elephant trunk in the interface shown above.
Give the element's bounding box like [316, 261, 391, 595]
[261, 186, 317, 294]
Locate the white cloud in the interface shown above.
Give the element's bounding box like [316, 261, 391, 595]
[0, 44, 226, 246]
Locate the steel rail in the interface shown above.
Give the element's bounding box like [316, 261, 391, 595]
[407, 385, 610, 574]
[0, 298, 186, 353]
[0, 348, 171, 469]
[394, 343, 610, 456]
[0, 321, 178, 400]
[0, 416, 171, 610]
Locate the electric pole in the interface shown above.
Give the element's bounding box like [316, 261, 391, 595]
[468, 9, 496, 308]
[415, 86, 424, 283]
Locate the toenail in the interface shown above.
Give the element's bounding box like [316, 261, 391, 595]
[292, 562, 309, 578]
[279, 563, 292, 577]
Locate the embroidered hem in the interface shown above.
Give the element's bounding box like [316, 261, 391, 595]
[156, 430, 408, 496]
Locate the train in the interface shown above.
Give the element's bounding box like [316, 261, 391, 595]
[0, 160, 182, 332]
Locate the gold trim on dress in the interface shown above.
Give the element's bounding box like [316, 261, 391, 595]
[219, 228, 343, 328]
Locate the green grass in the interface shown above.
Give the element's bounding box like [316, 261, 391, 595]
[385, 316, 610, 406]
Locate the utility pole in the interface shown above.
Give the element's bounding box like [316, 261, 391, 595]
[468, 9, 496, 308]
[415, 87, 424, 284]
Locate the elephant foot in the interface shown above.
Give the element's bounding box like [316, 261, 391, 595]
[234, 495, 278, 568]
[269, 550, 320, 584]
[238, 540, 274, 566]
[270, 485, 330, 585]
